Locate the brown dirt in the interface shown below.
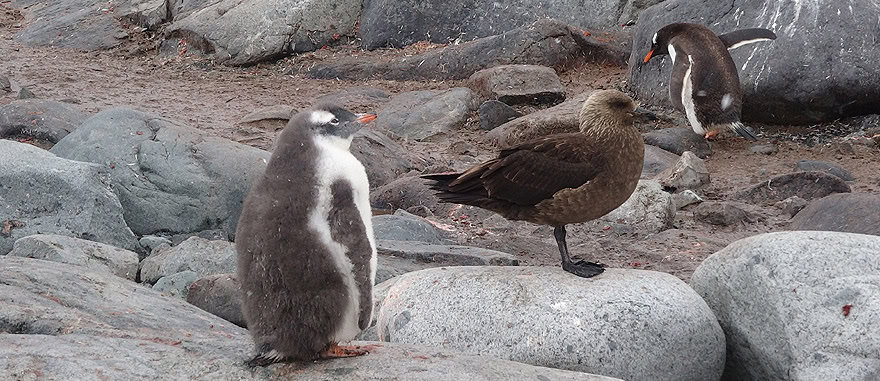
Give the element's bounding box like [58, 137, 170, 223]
[2, 5, 878, 281]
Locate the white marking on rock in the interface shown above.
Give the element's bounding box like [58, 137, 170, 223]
[308, 134, 377, 342]
[309, 110, 336, 125]
[721, 93, 734, 110]
[681, 55, 705, 135]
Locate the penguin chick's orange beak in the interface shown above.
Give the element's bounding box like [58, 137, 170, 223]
[357, 114, 377, 123]
[643, 50, 654, 63]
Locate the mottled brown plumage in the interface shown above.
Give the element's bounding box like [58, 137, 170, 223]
[422, 90, 644, 278]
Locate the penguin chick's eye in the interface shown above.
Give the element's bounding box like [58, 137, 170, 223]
[330, 118, 339, 125]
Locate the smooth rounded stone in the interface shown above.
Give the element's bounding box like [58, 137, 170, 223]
[237, 105, 296, 124]
[307, 19, 627, 81]
[360, 0, 646, 50]
[478, 100, 522, 131]
[139, 237, 237, 284]
[594, 180, 675, 233]
[0, 255, 276, 379]
[690, 231, 880, 381]
[467, 64, 565, 105]
[377, 266, 725, 381]
[774, 196, 808, 218]
[789, 193, 880, 236]
[152, 271, 199, 299]
[186, 273, 245, 327]
[349, 126, 424, 189]
[673, 190, 704, 210]
[749, 143, 778, 155]
[794, 160, 854, 181]
[357, 275, 405, 341]
[50, 107, 271, 238]
[376, 240, 518, 266]
[231, 105, 296, 148]
[735, 171, 851, 204]
[658, 151, 710, 191]
[0, 99, 90, 143]
[370, 175, 455, 217]
[166, 0, 361, 65]
[642, 144, 681, 179]
[692, 201, 755, 226]
[8, 234, 139, 281]
[487, 91, 591, 148]
[643, 127, 712, 158]
[0, 140, 140, 256]
[138, 235, 172, 257]
[372, 211, 447, 244]
[315, 86, 392, 112]
[374, 88, 477, 141]
[630, 0, 880, 125]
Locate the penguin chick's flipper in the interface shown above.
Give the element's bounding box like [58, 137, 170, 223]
[718, 28, 777, 50]
[318, 343, 375, 360]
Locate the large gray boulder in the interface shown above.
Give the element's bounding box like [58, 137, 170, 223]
[375, 88, 477, 141]
[360, 0, 656, 49]
[140, 236, 237, 284]
[377, 266, 725, 380]
[166, 0, 362, 65]
[690, 231, 880, 380]
[735, 171, 850, 204]
[789, 193, 880, 236]
[0, 256, 617, 380]
[630, 0, 880, 124]
[0, 99, 90, 143]
[0, 140, 140, 255]
[50, 108, 270, 238]
[307, 19, 627, 81]
[8, 234, 139, 281]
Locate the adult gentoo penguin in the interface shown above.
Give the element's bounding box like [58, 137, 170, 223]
[422, 90, 644, 278]
[642, 23, 776, 140]
[235, 103, 378, 365]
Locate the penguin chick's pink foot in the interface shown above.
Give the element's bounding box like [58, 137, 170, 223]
[317, 343, 379, 359]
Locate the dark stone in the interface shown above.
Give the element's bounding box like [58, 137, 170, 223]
[794, 160, 854, 181]
[350, 127, 424, 189]
[0, 99, 90, 144]
[478, 101, 522, 131]
[307, 19, 627, 81]
[487, 91, 592, 148]
[630, 0, 880, 125]
[774, 196, 808, 218]
[693, 201, 754, 226]
[749, 144, 778, 155]
[376, 240, 518, 266]
[187, 273, 246, 327]
[789, 193, 880, 237]
[17, 87, 36, 99]
[0, 75, 10, 92]
[372, 211, 447, 244]
[735, 172, 851, 204]
[642, 127, 712, 158]
[374, 88, 476, 141]
[467, 65, 566, 106]
[360, 0, 651, 50]
[370, 176, 453, 217]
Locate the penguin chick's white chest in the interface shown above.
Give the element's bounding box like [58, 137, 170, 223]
[306, 133, 377, 342]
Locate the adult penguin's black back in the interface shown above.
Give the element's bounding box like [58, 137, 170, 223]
[643, 23, 776, 140]
[235, 104, 377, 364]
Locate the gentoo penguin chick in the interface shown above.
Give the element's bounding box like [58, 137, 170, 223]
[235, 103, 378, 365]
[643, 23, 776, 140]
[422, 90, 644, 278]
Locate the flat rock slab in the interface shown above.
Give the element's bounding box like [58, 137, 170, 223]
[0, 99, 90, 143]
[375, 88, 476, 141]
[467, 64, 565, 105]
[166, 0, 362, 65]
[642, 144, 681, 179]
[692, 201, 755, 226]
[630, 0, 880, 124]
[370, 175, 455, 217]
[140, 236, 237, 284]
[0, 140, 140, 255]
[735, 171, 851, 204]
[8, 234, 139, 280]
[789, 193, 880, 236]
[690, 231, 880, 380]
[642, 127, 712, 158]
[487, 91, 592, 148]
[50, 107, 271, 238]
[478, 100, 522, 131]
[0, 256, 616, 380]
[307, 19, 626, 81]
[372, 211, 448, 244]
[794, 160, 854, 181]
[377, 266, 725, 381]
[377, 240, 518, 266]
